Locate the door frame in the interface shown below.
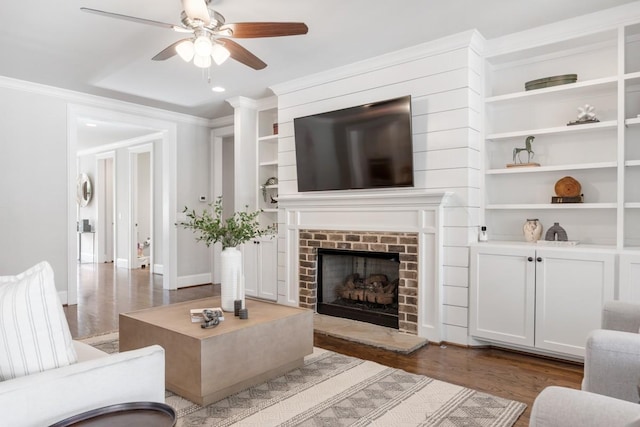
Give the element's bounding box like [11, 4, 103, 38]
[67, 104, 179, 304]
[211, 124, 234, 284]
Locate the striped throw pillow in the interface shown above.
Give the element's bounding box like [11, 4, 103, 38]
[0, 261, 77, 381]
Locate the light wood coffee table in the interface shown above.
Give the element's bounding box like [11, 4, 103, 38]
[119, 297, 313, 406]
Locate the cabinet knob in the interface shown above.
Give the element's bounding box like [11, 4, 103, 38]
[536, 257, 542, 262]
[527, 257, 533, 262]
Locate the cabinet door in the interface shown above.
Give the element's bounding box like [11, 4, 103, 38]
[257, 237, 277, 301]
[469, 245, 535, 347]
[534, 249, 615, 357]
[620, 253, 640, 302]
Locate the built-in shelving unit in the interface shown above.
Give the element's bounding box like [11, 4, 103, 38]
[257, 105, 279, 228]
[481, 24, 640, 248]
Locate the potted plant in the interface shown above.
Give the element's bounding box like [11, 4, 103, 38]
[180, 196, 275, 311]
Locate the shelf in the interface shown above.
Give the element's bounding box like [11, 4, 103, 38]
[486, 203, 617, 210]
[486, 120, 617, 140]
[625, 203, 640, 209]
[259, 160, 278, 167]
[486, 161, 616, 175]
[262, 184, 278, 189]
[626, 117, 640, 127]
[485, 76, 617, 104]
[258, 134, 279, 142]
[626, 160, 640, 167]
[624, 71, 640, 82]
[261, 208, 278, 213]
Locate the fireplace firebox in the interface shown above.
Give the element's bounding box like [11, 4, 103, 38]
[317, 248, 399, 328]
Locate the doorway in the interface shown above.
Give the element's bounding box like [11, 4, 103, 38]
[68, 104, 179, 305]
[130, 146, 153, 271]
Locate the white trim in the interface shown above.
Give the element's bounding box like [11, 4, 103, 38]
[177, 273, 212, 288]
[77, 132, 163, 157]
[116, 258, 129, 269]
[278, 189, 449, 342]
[153, 264, 164, 275]
[211, 124, 235, 285]
[0, 75, 210, 126]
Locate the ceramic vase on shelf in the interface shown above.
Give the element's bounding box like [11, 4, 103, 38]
[220, 247, 242, 312]
[523, 219, 543, 242]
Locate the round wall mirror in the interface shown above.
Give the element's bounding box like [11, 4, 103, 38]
[76, 173, 93, 207]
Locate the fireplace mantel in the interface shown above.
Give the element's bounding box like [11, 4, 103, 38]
[278, 188, 450, 342]
[278, 189, 450, 209]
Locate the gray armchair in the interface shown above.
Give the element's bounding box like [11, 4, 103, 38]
[530, 301, 640, 427]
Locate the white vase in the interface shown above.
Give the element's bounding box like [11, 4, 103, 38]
[523, 219, 543, 242]
[220, 247, 242, 312]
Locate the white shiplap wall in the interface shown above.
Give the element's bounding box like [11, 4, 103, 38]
[271, 30, 484, 345]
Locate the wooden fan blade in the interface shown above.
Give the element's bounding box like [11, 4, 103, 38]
[218, 38, 267, 70]
[152, 39, 191, 61]
[80, 7, 179, 31]
[219, 22, 308, 38]
[181, 0, 211, 25]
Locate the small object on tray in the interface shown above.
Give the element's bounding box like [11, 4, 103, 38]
[567, 103, 600, 126]
[190, 308, 224, 323]
[525, 74, 577, 91]
[552, 195, 584, 204]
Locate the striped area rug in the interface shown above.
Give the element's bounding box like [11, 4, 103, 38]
[82, 333, 525, 427]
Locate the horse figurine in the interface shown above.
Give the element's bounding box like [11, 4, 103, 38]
[513, 136, 535, 164]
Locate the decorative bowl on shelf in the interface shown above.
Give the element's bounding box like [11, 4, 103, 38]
[525, 74, 577, 91]
[554, 176, 581, 197]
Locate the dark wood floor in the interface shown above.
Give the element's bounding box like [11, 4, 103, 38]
[64, 262, 583, 427]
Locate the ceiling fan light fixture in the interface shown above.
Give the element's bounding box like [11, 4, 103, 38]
[193, 35, 212, 57]
[176, 40, 195, 62]
[211, 44, 231, 65]
[193, 54, 212, 68]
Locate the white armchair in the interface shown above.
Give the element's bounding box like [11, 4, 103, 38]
[0, 261, 166, 427]
[0, 341, 165, 427]
[530, 301, 640, 427]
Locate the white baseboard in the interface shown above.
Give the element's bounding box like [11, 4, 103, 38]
[116, 258, 128, 269]
[153, 264, 163, 275]
[177, 273, 212, 289]
[58, 291, 68, 305]
[80, 252, 95, 263]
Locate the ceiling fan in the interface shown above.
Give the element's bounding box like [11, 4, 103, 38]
[80, 0, 308, 70]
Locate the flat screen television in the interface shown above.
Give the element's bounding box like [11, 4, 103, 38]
[293, 95, 414, 192]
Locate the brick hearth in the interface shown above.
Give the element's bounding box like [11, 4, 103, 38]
[298, 230, 419, 334]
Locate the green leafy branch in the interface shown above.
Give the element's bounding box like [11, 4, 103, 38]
[180, 196, 275, 249]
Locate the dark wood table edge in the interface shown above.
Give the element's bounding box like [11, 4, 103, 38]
[48, 401, 176, 427]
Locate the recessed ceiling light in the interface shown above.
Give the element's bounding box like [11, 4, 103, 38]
[211, 86, 225, 93]
[85, 123, 97, 127]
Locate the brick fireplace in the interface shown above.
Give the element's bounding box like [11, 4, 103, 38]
[298, 230, 419, 334]
[278, 189, 448, 342]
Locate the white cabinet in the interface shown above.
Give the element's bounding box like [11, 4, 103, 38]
[242, 237, 277, 301]
[470, 243, 615, 358]
[469, 244, 535, 347]
[620, 252, 640, 301]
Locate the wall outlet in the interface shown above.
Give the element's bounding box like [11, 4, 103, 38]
[199, 195, 207, 202]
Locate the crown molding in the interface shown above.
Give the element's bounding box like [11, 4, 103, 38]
[226, 96, 258, 109]
[485, 1, 640, 57]
[0, 75, 211, 127]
